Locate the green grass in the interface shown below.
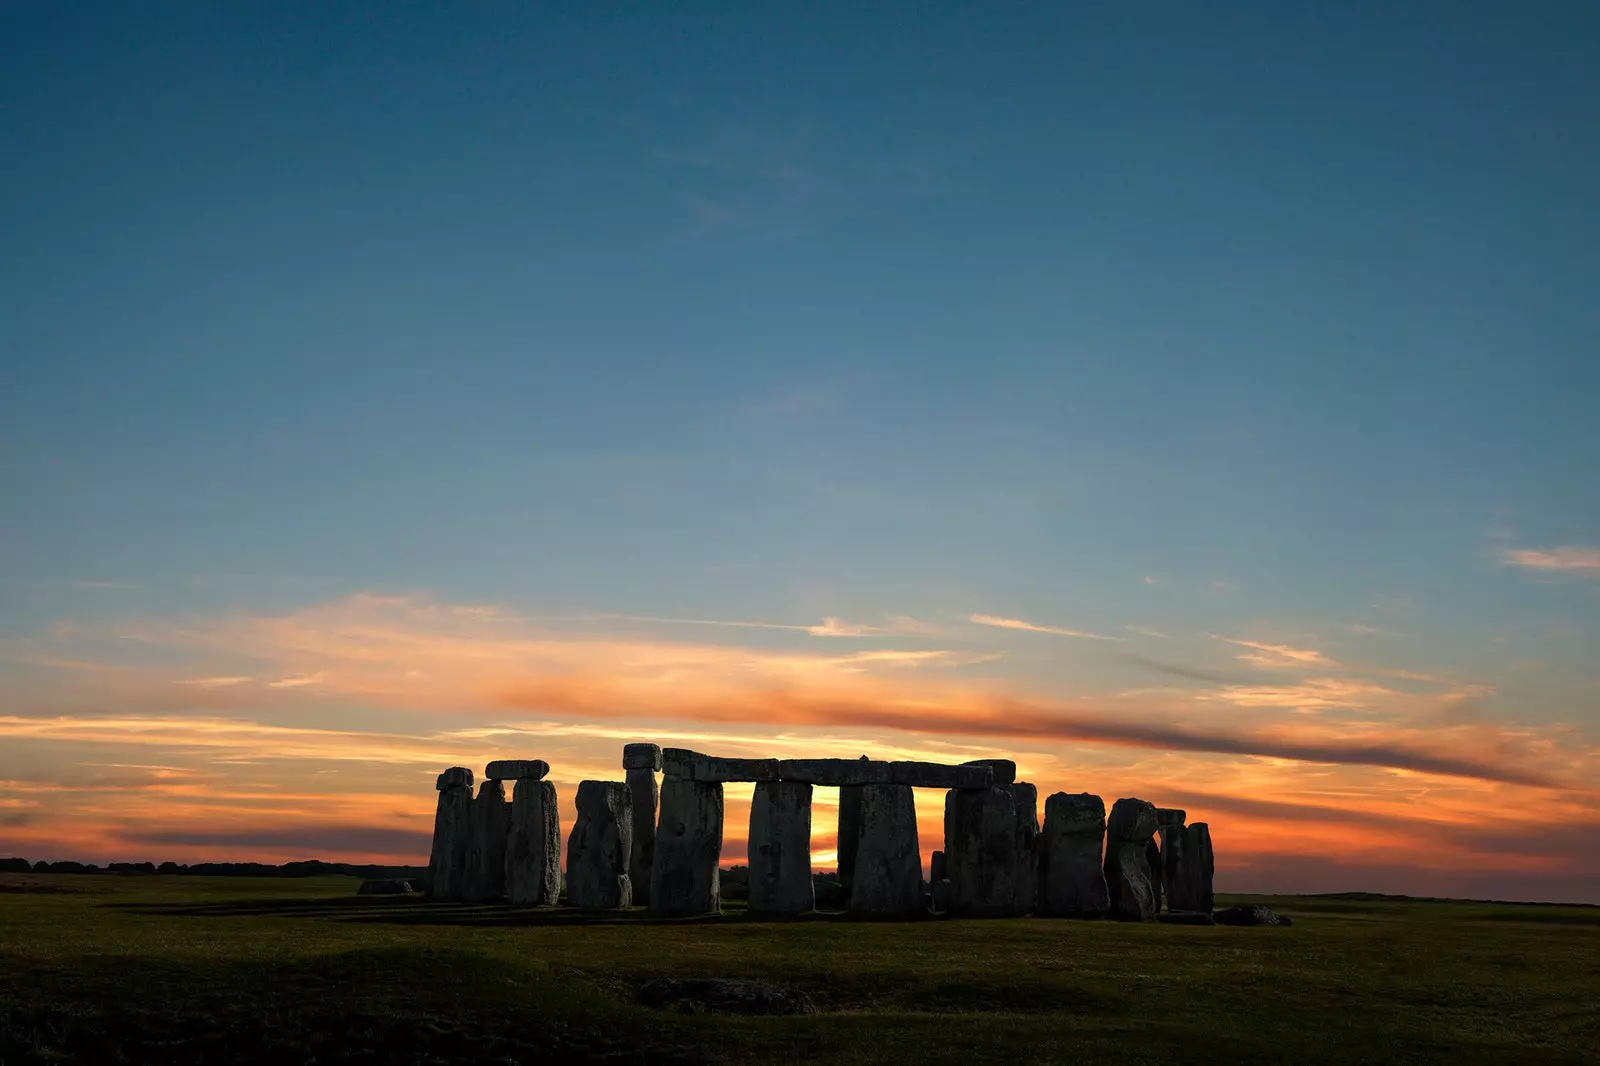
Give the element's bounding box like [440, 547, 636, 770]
[2, 874, 1597, 1064]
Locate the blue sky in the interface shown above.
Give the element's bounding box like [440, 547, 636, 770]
[2, 3, 1598, 898]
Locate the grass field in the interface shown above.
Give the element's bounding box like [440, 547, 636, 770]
[2, 873, 1597, 1064]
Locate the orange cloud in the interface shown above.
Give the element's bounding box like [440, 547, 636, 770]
[1501, 546, 1600, 574]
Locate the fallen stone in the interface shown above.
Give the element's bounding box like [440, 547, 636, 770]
[623, 742, 663, 772]
[929, 849, 946, 882]
[1104, 797, 1159, 922]
[1214, 904, 1292, 926]
[427, 776, 474, 900]
[435, 766, 473, 791]
[662, 748, 780, 782]
[962, 758, 1016, 785]
[637, 978, 817, 1016]
[849, 783, 923, 917]
[776, 758, 892, 786]
[626, 766, 658, 907]
[565, 779, 633, 910]
[650, 777, 723, 915]
[484, 759, 549, 781]
[944, 784, 1036, 917]
[1038, 792, 1109, 918]
[1158, 910, 1216, 925]
[748, 780, 814, 915]
[356, 878, 413, 895]
[462, 780, 512, 903]
[505, 779, 560, 905]
[1166, 823, 1216, 915]
[889, 761, 993, 789]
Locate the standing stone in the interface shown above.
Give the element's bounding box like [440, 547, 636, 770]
[650, 776, 723, 915]
[836, 755, 871, 896]
[1146, 838, 1164, 912]
[427, 767, 474, 900]
[1154, 807, 1187, 910]
[505, 779, 560, 905]
[566, 780, 633, 909]
[1104, 797, 1159, 922]
[748, 780, 814, 915]
[849, 783, 922, 917]
[1165, 822, 1215, 915]
[944, 783, 1036, 917]
[626, 766, 659, 907]
[929, 849, 946, 882]
[1037, 792, 1109, 918]
[623, 742, 663, 771]
[462, 779, 511, 903]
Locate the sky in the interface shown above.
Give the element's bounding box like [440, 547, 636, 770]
[2, 3, 1598, 902]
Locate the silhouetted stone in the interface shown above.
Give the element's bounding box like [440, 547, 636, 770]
[505, 779, 560, 905]
[1104, 797, 1158, 922]
[1147, 837, 1165, 913]
[812, 872, 847, 910]
[1155, 807, 1186, 826]
[623, 742, 662, 772]
[484, 759, 549, 781]
[889, 761, 993, 789]
[1214, 904, 1291, 926]
[1158, 910, 1216, 925]
[944, 783, 1037, 917]
[638, 978, 817, 1016]
[776, 758, 892, 786]
[356, 878, 413, 895]
[565, 780, 633, 910]
[837, 758, 869, 896]
[1165, 822, 1215, 915]
[930, 878, 953, 913]
[748, 780, 814, 915]
[1038, 792, 1109, 918]
[427, 774, 474, 900]
[436, 766, 473, 791]
[930, 849, 946, 882]
[849, 783, 922, 917]
[462, 780, 511, 903]
[626, 766, 658, 907]
[663, 748, 779, 782]
[650, 777, 723, 915]
[962, 759, 1016, 785]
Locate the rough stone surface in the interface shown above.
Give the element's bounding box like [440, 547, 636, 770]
[484, 759, 550, 781]
[776, 758, 892, 786]
[356, 878, 413, 895]
[890, 761, 992, 789]
[626, 766, 658, 907]
[748, 780, 814, 915]
[837, 783, 864, 895]
[1038, 792, 1109, 918]
[962, 759, 1017, 785]
[427, 779, 474, 900]
[638, 978, 817, 1016]
[462, 780, 512, 903]
[1155, 807, 1187, 826]
[1214, 904, 1292, 926]
[1104, 797, 1159, 922]
[944, 784, 1037, 917]
[1147, 837, 1165, 913]
[1165, 822, 1215, 915]
[849, 784, 923, 917]
[662, 748, 780, 783]
[650, 777, 724, 915]
[623, 742, 663, 772]
[929, 849, 946, 882]
[435, 766, 473, 791]
[505, 779, 560, 905]
[565, 780, 633, 910]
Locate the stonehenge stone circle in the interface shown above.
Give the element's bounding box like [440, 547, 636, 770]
[625, 743, 661, 907]
[505, 778, 560, 905]
[776, 758, 892, 786]
[463, 779, 511, 903]
[427, 766, 474, 900]
[651, 776, 724, 915]
[1164, 821, 1215, 915]
[891, 761, 992, 789]
[485, 759, 550, 781]
[1104, 797, 1159, 922]
[849, 783, 923, 917]
[962, 758, 1017, 785]
[748, 780, 815, 915]
[565, 780, 633, 910]
[1038, 792, 1110, 918]
[662, 748, 779, 783]
[944, 782, 1037, 917]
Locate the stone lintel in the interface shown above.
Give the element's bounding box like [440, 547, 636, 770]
[889, 761, 992, 789]
[662, 748, 780, 782]
[436, 766, 474, 791]
[484, 759, 550, 781]
[962, 758, 1017, 785]
[777, 758, 892, 786]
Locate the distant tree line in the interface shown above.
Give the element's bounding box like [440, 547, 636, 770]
[0, 857, 427, 880]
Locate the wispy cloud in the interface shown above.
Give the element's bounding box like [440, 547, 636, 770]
[969, 613, 1117, 641]
[1501, 546, 1600, 575]
[178, 676, 253, 688]
[1213, 636, 1340, 669]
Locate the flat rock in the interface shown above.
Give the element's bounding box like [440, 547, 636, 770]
[356, 878, 413, 895]
[1158, 910, 1216, 925]
[623, 742, 663, 771]
[748, 780, 814, 915]
[777, 758, 892, 786]
[889, 761, 992, 789]
[849, 783, 923, 917]
[650, 777, 724, 915]
[505, 779, 561, 905]
[1038, 792, 1109, 918]
[1214, 904, 1291, 926]
[962, 758, 1016, 785]
[662, 748, 780, 783]
[435, 766, 473, 791]
[638, 978, 817, 1016]
[565, 780, 633, 910]
[484, 759, 549, 781]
